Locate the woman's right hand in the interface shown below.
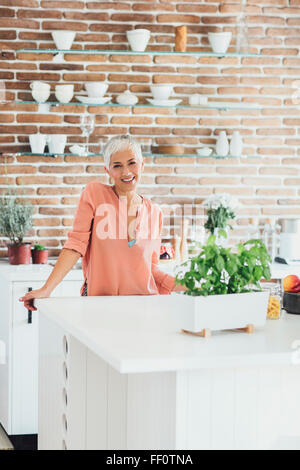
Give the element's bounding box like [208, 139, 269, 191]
[19, 286, 51, 311]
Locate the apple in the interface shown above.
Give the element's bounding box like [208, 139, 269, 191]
[283, 274, 300, 293]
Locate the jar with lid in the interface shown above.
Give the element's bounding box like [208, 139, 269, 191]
[262, 282, 282, 320]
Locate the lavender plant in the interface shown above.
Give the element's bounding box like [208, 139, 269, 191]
[0, 195, 34, 245]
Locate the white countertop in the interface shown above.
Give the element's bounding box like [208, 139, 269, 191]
[35, 295, 300, 374]
[0, 260, 84, 281]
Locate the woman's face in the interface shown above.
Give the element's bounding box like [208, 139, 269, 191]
[105, 147, 144, 194]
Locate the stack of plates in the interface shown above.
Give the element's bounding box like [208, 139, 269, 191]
[75, 96, 111, 105]
[146, 98, 182, 106]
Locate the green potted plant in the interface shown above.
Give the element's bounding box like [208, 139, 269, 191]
[0, 194, 34, 265]
[31, 243, 49, 264]
[173, 236, 271, 337]
[31, 243, 48, 264]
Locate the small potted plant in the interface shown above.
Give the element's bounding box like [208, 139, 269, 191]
[0, 194, 34, 265]
[31, 243, 49, 264]
[202, 194, 240, 247]
[173, 236, 271, 337]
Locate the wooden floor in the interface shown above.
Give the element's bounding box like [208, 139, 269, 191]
[0, 424, 14, 450]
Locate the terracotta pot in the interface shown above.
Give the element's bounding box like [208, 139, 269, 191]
[7, 243, 32, 265]
[31, 249, 48, 264]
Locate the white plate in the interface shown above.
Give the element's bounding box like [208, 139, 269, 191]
[75, 96, 111, 105]
[146, 98, 182, 107]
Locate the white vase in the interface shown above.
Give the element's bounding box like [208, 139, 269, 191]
[216, 131, 229, 157]
[230, 131, 243, 156]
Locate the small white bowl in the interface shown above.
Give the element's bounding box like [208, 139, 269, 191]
[196, 147, 213, 157]
[208, 32, 232, 54]
[51, 30, 76, 50]
[126, 29, 151, 52]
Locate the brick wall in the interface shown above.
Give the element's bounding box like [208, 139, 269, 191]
[0, 0, 300, 256]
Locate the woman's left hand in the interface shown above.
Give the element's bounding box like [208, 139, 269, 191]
[173, 283, 187, 292]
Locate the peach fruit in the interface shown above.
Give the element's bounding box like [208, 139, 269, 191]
[283, 274, 300, 293]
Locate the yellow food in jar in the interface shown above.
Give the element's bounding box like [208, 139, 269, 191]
[267, 295, 281, 319]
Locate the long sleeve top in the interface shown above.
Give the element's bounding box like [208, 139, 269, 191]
[63, 181, 176, 296]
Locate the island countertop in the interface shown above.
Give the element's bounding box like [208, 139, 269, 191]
[35, 295, 300, 374]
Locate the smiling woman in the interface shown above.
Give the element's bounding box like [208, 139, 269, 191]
[19, 135, 185, 309]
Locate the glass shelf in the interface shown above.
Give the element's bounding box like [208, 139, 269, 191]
[18, 152, 257, 159]
[18, 152, 99, 157]
[16, 100, 261, 110]
[17, 48, 261, 57]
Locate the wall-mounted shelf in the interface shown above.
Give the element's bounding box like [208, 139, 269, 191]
[16, 100, 261, 111]
[17, 48, 261, 58]
[18, 152, 257, 159]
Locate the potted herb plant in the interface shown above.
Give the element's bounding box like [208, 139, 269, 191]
[173, 236, 271, 336]
[202, 194, 240, 246]
[31, 243, 49, 264]
[0, 194, 34, 265]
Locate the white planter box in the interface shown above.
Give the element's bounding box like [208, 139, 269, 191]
[173, 291, 269, 335]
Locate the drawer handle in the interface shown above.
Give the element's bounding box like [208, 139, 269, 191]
[27, 287, 33, 324]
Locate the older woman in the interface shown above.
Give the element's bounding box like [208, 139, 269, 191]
[20, 135, 184, 311]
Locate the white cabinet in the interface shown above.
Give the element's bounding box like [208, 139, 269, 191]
[0, 263, 83, 436]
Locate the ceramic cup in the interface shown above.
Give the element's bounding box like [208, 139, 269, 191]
[29, 134, 47, 153]
[51, 30, 76, 50]
[150, 84, 173, 101]
[55, 84, 74, 103]
[84, 82, 108, 98]
[208, 32, 232, 54]
[30, 81, 51, 103]
[47, 134, 67, 154]
[126, 29, 151, 52]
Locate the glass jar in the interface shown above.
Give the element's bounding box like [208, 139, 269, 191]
[262, 282, 282, 320]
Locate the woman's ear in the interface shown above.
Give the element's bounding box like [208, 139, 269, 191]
[141, 157, 145, 172]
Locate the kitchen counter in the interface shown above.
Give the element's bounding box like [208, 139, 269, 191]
[36, 295, 299, 374]
[36, 295, 300, 450]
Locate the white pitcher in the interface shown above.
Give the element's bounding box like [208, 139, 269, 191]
[216, 131, 229, 157]
[30, 81, 51, 103]
[29, 134, 47, 153]
[47, 134, 67, 154]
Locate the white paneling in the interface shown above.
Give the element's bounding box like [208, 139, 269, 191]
[0, 280, 13, 433]
[11, 282, 43, 434]
[85, 350, 108, 450]
[38, 314, 66, 450]
[67, 336, 87, 450]
[184, 370, 212, 450]
[107, 366, 128, 450]
[211, 368, 236, 450]
[127, 372, 176, 450]
[235, 368, 259, 450]
[257, 366, 283, 450]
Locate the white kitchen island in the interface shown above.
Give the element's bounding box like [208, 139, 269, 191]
[36, 295, 300, 451]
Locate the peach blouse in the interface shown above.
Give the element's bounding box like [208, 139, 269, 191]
[63, 182, 176, 296]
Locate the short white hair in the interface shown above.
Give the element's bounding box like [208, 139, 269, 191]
[103, 135, 143, 169]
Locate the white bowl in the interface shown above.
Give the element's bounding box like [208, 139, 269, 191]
[150, 84, 173, 100]
[51, 30, 76, 50]
[196, 147, 213, 157]
[84, 82, 108, 98]
[126, 29, 151, 52]
[208, 32, 232, 54]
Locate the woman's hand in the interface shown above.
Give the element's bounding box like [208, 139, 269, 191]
[173, 283, 187, 292]
[19, 286, 52, 311]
